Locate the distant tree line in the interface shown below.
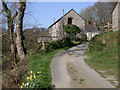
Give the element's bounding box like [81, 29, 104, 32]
[80, 2, 116, 29]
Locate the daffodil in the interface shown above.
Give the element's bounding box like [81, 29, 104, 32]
[37, 72, 40, 74]
[34, 74, 36, 79]
[27, 77, 30, 79]
[31, 71, 33, 74]
[30, 75, 32, 79]
[22, 82, 24, 86]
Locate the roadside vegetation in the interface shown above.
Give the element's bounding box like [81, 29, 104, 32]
[24, 47, 69, 88]
[22, 37, 85, 88]
[85, 31, 119, 87]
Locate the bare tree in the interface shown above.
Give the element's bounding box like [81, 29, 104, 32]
[16, 1, 26, 61]
[2, 1, 18, 66]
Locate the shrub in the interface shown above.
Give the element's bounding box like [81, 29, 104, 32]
[46, 38, 73, 51]
[75, 37, 87, 42]
[88, 31, 118, 51]
[88, 35, 105, 51]
[63, 25, 81, 40]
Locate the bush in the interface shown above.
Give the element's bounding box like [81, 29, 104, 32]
[88, 35, 105, 51]
[75, 37, 87, 42]
[46, 38, 73, 51]
[88, 31, 118, 51]
[63, 25, 81, 40]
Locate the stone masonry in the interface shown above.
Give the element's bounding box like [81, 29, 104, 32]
[112, 2, 120, 31]
[48, 9, 85, 41]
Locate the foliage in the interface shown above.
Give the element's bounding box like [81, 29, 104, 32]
[75, 37, 87, 42]
[63, 25, 81, 40]
[46, 38, 73, 51]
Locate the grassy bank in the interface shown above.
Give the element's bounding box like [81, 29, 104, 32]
[23, 47, 70, 88]
[85, 31, 119, 86]
[22, 39, 84, 88]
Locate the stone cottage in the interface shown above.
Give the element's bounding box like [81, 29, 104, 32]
[48, 9, 86, 41]
[85, 24, 99, 40]
[111, 1, 120, 31]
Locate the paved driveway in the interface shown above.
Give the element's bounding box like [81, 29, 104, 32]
[50, 43, 115, 88]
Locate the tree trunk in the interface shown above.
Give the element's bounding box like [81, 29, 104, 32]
[2, 2, 17, 66]
[9, 20, 16, 66]
[16, 2, 26, 61]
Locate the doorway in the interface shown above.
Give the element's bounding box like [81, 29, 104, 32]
[68, 18, 73, 25]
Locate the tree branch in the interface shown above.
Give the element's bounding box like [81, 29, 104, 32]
[0, 10, 4, 14]
[2, 1, 11, 18]
[12, 11, 18, 19]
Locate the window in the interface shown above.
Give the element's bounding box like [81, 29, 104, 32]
[68, 18, 73, 25]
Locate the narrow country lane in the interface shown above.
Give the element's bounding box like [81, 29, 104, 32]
[50, 43, 115, 88]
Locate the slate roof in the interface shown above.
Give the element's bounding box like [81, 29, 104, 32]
[48, 9, 85, 28]
[85, 24, 99, 32]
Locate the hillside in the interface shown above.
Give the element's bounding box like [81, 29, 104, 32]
[85, 31, 119, 87]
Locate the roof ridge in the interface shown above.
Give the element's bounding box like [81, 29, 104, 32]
[48, 9, 85, 28]
[111, 1, 119, 14]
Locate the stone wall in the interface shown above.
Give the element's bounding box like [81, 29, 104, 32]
[49, 10, 85, 41]
[118, 2, 120, 30]
[112, 2, 120, 31]
[62, 10, 85, 31]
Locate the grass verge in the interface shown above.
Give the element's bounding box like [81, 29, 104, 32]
[85, 31, 119, 87]
[24, 47, 70, 88]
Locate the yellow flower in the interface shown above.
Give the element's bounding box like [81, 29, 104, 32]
[22, 82, 24, 86]
[31, 79, 33, 81]
[37, 72, 40, 74]
[31, 71, 33, 74]
[34, 74, 36, 79]
[30, 75, 32, 77]
[27, 77, 30, 79]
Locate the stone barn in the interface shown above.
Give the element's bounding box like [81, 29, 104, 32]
[48, 9, 86, 41]
[111, 1, 120, 31]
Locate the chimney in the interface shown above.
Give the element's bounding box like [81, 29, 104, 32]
[54, 18, 55, 23]
[62, 9, 64, 16]
[93, 22, 96, 26]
